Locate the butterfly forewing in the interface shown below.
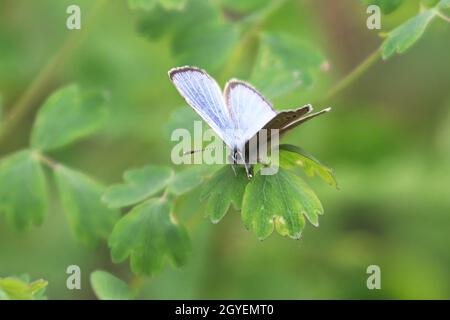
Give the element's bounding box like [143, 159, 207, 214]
[168, 66, 234, 148]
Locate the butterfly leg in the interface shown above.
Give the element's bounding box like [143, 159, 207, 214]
[243, 162, 253, 179]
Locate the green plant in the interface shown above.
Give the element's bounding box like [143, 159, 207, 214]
[1, 0, 449, 299]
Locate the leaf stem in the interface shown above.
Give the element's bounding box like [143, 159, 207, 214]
[318, 48, 382, 105]
[0, 0, 106, 147]
[436, 10, 450, 22]
[34, 151, 59, 170]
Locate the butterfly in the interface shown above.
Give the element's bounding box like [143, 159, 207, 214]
[168, 66, 331, 178]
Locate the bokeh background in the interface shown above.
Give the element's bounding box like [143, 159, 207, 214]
[1, 0, 450, 299]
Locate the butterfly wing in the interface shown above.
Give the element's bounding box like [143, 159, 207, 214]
[168, 66, 234, 148]
[262, 104, 312, 130]
[279, 107, 331, 136]
[223, 79, 277, 151]
[244, 105, 331, 160]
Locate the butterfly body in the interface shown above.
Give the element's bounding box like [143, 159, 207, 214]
[168, 66, 330, 178]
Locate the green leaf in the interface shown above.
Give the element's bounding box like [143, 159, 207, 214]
[242, 168, 324, 240]
[128, 0, 157, 10]
[218, 0, 272, 13]
[381, 9, 437, 59]
[0, 150, 48, 230]
[250, 32, 324, 99]
[54, 165, 119, 247]
[168, 165, 216, 196]
[365, 0, 404, 14]
[0, 277, 48, 300]
[102, 165, 174, 208]
[90, 270, 135, 300]
[172, 21, 239, 71]
[279, 144, 338, 188]
[0, 94, 3, 124]
[138, 1, 238, 71]
[31, 84, 108, 151]
[159, 0, 187, 10]
[109, 198, 190, 276]
[128, 0, 186, 11]
[200, 165, 249, 223]
[439, 0, 450, 8]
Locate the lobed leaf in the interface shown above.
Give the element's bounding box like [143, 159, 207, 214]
[31, 84, 108, 151]
[279, 144, 338, 188]
[167, 165, 216, 196]
[200, 165, 248, 223]
[128, 0, 186, 11]
[0, 150, 48, 230]
[242, 168, 323, 240]
[0, 276, 48, 300]
[381, 9, 437, 59]
[54, 165, 120, 247]
[90, 270, 135, 300]
[108, 198, 190, 276]
[365, 0, 404, 14]
[102, 165, 174, 208]
[250, 32, 324, 99]
[439, 0, 450, 8]
[138, 0, 238, 71]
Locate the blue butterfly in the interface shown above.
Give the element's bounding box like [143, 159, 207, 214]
[169, 66, 330, 177]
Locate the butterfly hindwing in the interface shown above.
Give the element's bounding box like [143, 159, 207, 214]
[224, 79, 276, 151]
[262, 104, 312, 130]
[279, 107, 331, 135]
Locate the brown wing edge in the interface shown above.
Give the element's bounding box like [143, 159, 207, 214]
[263, 104, 313, 130]
[168, 65, 211, 81]
[280, 107, 331, 135]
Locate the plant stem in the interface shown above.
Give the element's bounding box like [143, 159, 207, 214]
[318, 49, 382, 105]
[436, 11, 450, 23]
[220, 0, 287, 80]
[34, 151, 59, 170]
[0, 0, 106, 147]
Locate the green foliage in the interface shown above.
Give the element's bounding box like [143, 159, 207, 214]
[279, 144, 338, 188]
[138, 0, 238, 71]
[0, 94, 3, 124]
[250, 33, 324, 99]
[109, 198, 190, 276]
[31, 84, 107, 152]
[102, 165, 174, 208]
[200, 165, 248, 223]
[54, 165, 119, 247]
[242, 167, 324, 240]
[381, 7, 439, 59]
[365, 0, 404, 14]
[90, 270, 135, 300]
[0, 150, 48, 230]
[128, 0, 187, 11]
[439, 0, 450, 8]
[218, 0, 272, 13]
[0, 276, 48, 300]
[0, 82, 114, 247]
[167, 165, 215, 196]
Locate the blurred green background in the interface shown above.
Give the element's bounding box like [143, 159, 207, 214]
[1, 0, 450, 299]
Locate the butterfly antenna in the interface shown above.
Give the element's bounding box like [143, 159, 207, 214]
[182, 145, 226, 156]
